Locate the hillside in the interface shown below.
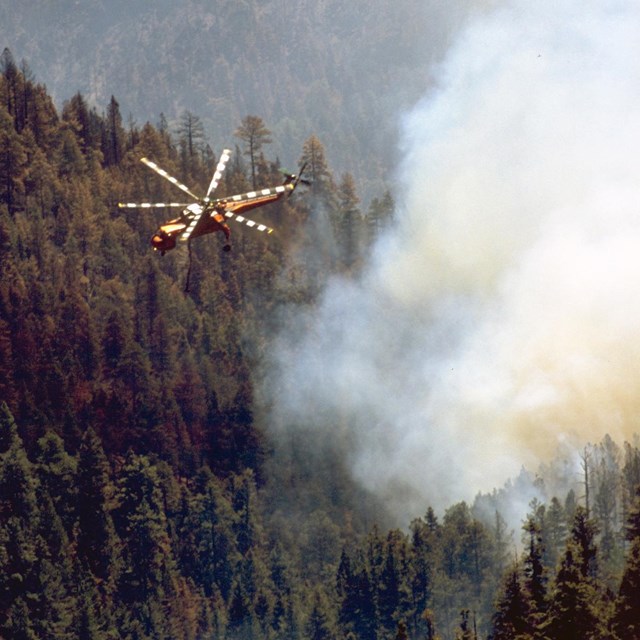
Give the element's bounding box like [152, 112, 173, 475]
[2, 49, 640, 640]
[0, 0, 492, 201]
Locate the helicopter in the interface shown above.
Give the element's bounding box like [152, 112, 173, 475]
[118, 148, 308, 255]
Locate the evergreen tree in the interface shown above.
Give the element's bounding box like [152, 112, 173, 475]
[179, 467, 239, 600]
[0, 409, 46, 637]
[522, 515, 548, 627]
[227, 578, 256, 640]
[75, 428, 117, 582]
[365, 189, 394, 247]
[409, 510, 439, 637]
[0, 400, 18, 453]
[545, 496, 568, 571]
[544, 507, 604, 640]
[0, 102, 28, 214]
[612, 486, 640, 639]
[305, 588, 335, 640]
[299, 134, 335, 199]
[234, 115, 272, 189]
[113, 453, 176, 606]
[177, 110, 206, 160]
[103, 95, 124, 167]
[34, 431, 77, 532]
[338, 554, 377, 640]
[488, 565, 531, 640]
[232, 468, 264, 556]
[377, 529, 412, 635]
[62, 92, 100, 154]
[335, 172, 362, 272]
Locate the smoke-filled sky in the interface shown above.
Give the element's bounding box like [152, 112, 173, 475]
[264, 0, 640, 521]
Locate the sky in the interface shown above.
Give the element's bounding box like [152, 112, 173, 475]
[263, 0, 640, 522]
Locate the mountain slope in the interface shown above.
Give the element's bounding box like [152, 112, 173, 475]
[1, 0, 490, 200]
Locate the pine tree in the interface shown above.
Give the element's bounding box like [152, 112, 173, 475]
[75, 428, 117, 582]
[34, 431, 77, 533]
[227, 578, 255, 640]
[545, 497, 568, 571]
[234, 115, 272, 189]
[305, 588, 335, 640]
[335, 172, 362, 272]
[299, 134, 334, 197]
[544, 507, 604, 640]
[113, 453, 176, 605]
[179, 467, 239, 600]
[409, 510, 438, 637]
[232, 468, 264, 556]
[0, 102, 28, 214]
[178, 110, 205, 159]
[612, 486, 640, 639]
[338, 553, 377, 640]
[0, 409, 41, 636]
[103, 95, 124, 167]
[488, 565, 531, 640]
[365, 189, 394, 247]
[377, 529, 412, 635]
[522, 515, 548, 626]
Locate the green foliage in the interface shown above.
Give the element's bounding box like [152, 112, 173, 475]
[2, 58, 640, 640]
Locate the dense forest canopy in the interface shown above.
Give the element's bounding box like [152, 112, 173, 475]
[2, 41, 640, 640]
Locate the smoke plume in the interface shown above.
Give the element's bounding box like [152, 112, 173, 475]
[264, 0, 640, 523]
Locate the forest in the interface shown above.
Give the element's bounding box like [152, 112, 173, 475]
[2, 48, 640, 640]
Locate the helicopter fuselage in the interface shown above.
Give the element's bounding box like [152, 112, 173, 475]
[150, 186, 292, 254]
[151, 203, 231, 253]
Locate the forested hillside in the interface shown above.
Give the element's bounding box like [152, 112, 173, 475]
[0, 0, 490, 202]
[3, 50, 640, 640]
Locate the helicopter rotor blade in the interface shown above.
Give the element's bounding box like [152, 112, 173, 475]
[224, 210, 274, 235]
[118, 202, 189, 209]
[224, 184, 289, 206]
[205, 148, 231, 200]
[140, 157, 200, 200]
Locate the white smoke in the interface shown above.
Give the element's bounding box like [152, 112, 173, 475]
[264, 0, 640, 523]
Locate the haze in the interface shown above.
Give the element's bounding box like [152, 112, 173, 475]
[264, 0, 640, 521]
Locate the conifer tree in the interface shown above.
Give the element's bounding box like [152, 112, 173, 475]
[335, 172, 362, 272]
[338, 554, 377, 640]
[113, 453, 176, 604]
[305, 588, 335, 640]
[0, 102, 28, 214]
[365, 189, 394, 247]
[232, 468, 264, 556]
[0, 408, 42, 636]
[545, 496, 568, 571]
[299, 134, 334, 196]
[227, 578, 255, 640]
[544, 507, 604, 640]
[612, 486, 640, 639]
[103, 95, 125, 167]
[179, 467, 239, 600]
[177, 110, 205, 160]
[75, 427, 117, 582]
[488, 565, 531, 640]
[522, 515, 548, 627]
[234, 115, 272, 189]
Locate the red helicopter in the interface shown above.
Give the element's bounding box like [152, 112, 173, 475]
[118, 148, 308, 254]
